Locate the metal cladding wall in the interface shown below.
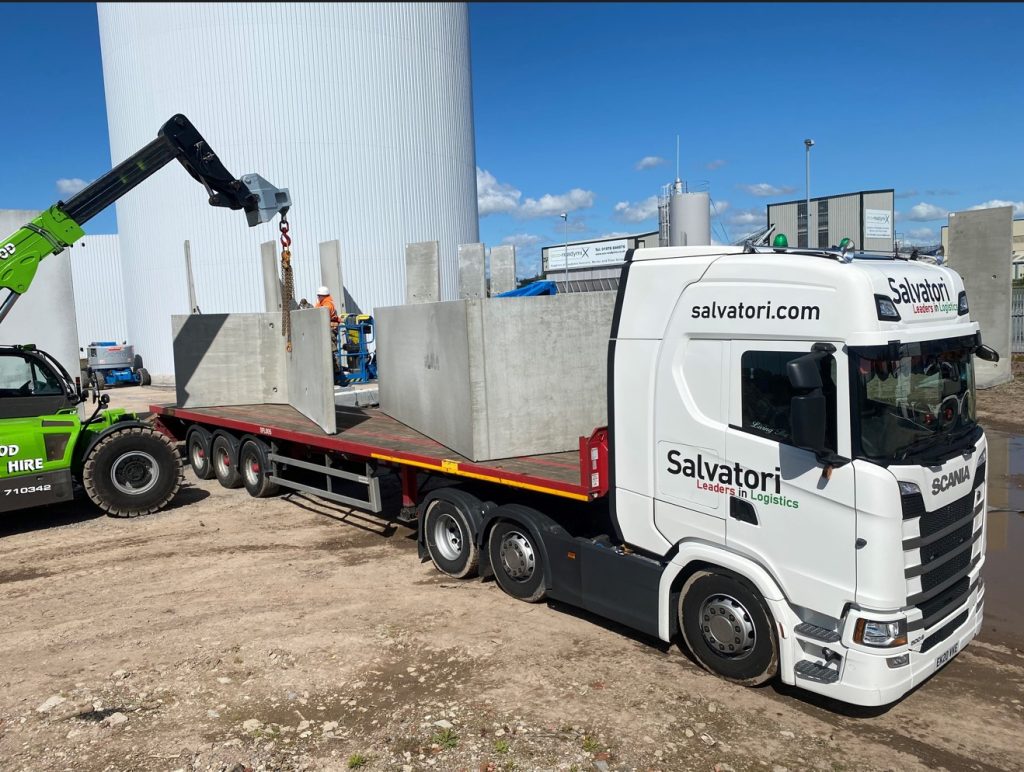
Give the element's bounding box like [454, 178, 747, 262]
[97, 2, 479, 378]
[69, 235, 129, 349]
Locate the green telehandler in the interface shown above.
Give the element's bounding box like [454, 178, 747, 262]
[0, 115, 290, 517]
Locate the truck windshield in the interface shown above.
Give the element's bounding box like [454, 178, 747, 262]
[852, 336, 978, 463]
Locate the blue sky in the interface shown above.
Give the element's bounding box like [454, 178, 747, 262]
[1, 3, 1021, 277]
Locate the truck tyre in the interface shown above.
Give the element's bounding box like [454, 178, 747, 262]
[138, 367, 151, 386]
[488, 520, 547, 603]
[186, 426, 215, 480]
[239, 439, 280, 498]
[679, 570, 778, 686]
[423, 491, 480, 579]
[211, 432, 243, 489]
[82, 426, 182, 517]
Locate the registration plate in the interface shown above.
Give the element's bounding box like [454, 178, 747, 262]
[935, 641, 959, 670]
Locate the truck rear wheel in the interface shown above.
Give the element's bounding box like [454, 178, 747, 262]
[83, 426, 183, 517]
[186, 426, 215, 480]
[239, 439, 279, 498]
[488, 520, 547, 603]
[211, 433, 243, 489]
[423, 491, 481, 579]
[679, 570, 778, 686]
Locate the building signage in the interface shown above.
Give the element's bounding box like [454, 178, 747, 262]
[545, 238, 628, 271]
[865, 209, 893, 239]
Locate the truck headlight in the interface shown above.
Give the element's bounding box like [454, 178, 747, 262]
[898, 481, 920, 497]
[977, 446, 986, 468]
[854, 618, 908, 648]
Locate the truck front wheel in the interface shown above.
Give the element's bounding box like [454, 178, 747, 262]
[83, 426, 183, 517]
[679, 570, 778, 686]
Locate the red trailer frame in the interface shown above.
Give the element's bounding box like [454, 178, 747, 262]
[152, 403, 609, 507]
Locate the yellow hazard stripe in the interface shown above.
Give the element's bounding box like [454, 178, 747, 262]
[370, 452, 591, 502]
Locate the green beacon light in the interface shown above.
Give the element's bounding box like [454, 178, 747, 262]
[838, 237, 853, 250]
[772, 233, 789, 251]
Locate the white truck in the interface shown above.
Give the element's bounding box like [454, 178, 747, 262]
[155, 240, 995, 707]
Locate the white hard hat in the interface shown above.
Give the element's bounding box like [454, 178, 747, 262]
[316, 286, 330, 296]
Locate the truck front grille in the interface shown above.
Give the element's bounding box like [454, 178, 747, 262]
[921, 610, 969, 654]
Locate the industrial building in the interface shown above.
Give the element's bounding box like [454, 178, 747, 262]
[541, 231, 657, 288]
[767, 189, 895, 252]
[94, 2, 479, 379]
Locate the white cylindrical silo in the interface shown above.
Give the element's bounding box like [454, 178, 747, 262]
[669, 188, 711, 247]
[97, 2, 479, 378]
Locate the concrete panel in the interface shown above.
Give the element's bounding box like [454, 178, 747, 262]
[0, 210, 81, 381]
[378, 292, 615, 460]
[406, 241, 440, 304]
[457, 242, 486, 299]
[172, 313, 287, 407]
[261, 241, 282, 312]
[948, 207, 1013, 388]
[490, 245, 517, 296]
[377, 300, 474, 454]
[319, 240, 347, 314]
[286, 308, 337, 434]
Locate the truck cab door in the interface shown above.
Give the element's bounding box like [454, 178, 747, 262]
[724, 340, 856, 615]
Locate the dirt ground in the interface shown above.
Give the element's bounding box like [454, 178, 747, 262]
[975, 356, 1024, 434]
[1, 387, 1022, 772]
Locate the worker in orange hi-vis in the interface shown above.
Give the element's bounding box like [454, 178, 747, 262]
[315, 286, 341, 373]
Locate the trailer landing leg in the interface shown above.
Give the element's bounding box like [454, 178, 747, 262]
[397, 466, 418, 523]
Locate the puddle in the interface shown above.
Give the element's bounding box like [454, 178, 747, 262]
[980, 429, 1024, 650]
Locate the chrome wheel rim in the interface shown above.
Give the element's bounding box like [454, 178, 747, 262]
[698, 593, 756, 658]
[111, 451, 159, 495]
[498, 530, 535, 582]
[242, 451, 260, 486]
[190, 441, 206, 470]
[432, 512, 463, 562]
[215, 447, 231, 477]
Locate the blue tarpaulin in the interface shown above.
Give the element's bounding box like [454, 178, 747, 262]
[493, 280, 558, 297]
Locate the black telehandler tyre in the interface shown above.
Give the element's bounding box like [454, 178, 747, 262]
[82, 426, 183, 517]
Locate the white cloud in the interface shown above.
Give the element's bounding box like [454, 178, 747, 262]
[500, 233, 541, 250]
[519, 188, 595, 218]
[635, 155, 667, 171]
[740, 182, 796, 197]
[901, 202, 948, 222]
[477, 168, 521, 216]
[968, 199, 1024, 217]
[706, 159, 727, 171]
[597, 231, 633, 240]
[613, 195, 659, 223]
[710, 199, 730, 215]
[907, 227, 937, 241]
[56, 177, 87, 196]
[476, 167, 595, 219]
[728, 208, 765, 227]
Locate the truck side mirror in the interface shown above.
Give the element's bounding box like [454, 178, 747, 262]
[790, 393, 827, 453]
[975, 344, 999, 362]
[786, 353, 824, 390]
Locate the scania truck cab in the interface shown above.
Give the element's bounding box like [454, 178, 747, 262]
[611, 242, 995, 705]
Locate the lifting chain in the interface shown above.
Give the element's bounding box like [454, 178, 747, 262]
[279, 215, 294, 352]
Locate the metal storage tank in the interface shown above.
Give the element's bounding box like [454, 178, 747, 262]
[97, 2, 479, 379]
[668, 182, 711, 246]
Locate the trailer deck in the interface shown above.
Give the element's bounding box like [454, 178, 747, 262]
[152, 403, 608, 502]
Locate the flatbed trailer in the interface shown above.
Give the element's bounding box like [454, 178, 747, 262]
[152, 402, 609, 512]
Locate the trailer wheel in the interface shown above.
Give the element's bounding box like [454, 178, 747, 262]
[488, 520, 547, 603]
[423, 491, 480, 579]
[83, 425, 182, 517]
[211, 433, 243, 489]
[186, 426, 215, 480]
[239, 439, 280, 498]
[679, 570, 778, 686]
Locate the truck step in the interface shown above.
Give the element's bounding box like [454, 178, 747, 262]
[794, 660, 840, 684]
[794, 622, 841, 643]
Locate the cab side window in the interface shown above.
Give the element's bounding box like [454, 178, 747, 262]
[740, 350, 836, 448]
[0, 354, 62, 397]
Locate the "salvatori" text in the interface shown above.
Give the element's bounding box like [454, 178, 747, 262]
[888, 276, 950, 305]
[665, 451, 800, 507]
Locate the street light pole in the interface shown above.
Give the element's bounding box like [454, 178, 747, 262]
[560, 212, 568, 288]
[804, 138, 814, 247]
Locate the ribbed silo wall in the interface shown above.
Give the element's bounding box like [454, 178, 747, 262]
[97, 2, 479, 378]
[70, 234, 129, 349]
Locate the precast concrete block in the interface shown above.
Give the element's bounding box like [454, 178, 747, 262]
[260, 241, 282, 312]
[948, 206, 1013, 388]
[458, 242, 486, 299]
[286, 308, 337, 433]
[172, 313, 287, 407]
[319, 240, 347, 314]
[490, 244, 516, 296]
[405, 240, 441, 304]
[377, 291, 615, 460]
